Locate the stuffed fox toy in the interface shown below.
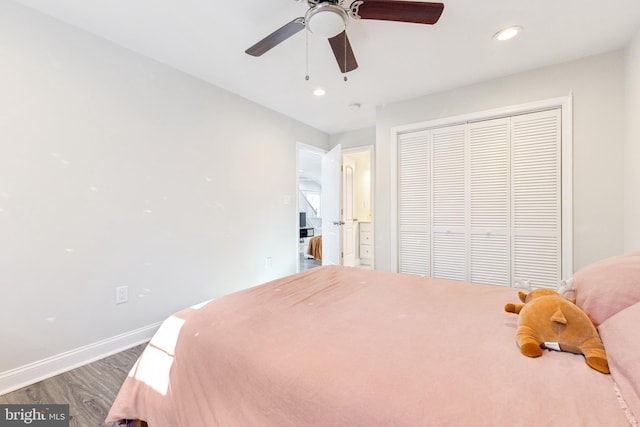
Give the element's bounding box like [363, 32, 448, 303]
[504, 288, 609, 374]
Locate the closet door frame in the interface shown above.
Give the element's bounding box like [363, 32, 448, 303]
[390, 95, 573, 282]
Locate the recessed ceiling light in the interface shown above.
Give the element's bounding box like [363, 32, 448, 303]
[313, 88, 326, 96]
[493, 25, 523, 41]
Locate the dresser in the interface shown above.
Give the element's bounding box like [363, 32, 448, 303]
[359, 222, 372, 266]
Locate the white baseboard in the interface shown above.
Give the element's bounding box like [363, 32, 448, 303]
[0, 322, 162, 396]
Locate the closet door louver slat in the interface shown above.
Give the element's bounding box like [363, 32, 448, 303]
[469, 118, 510, 286]
[398, 131, 430, 276]
[511, 110, 562, 289]
[395, 107, 563, 289]
[431, 125, 467, 281]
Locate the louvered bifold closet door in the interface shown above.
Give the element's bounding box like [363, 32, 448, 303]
[398, 131, 430, 276]
[511, 109, 562, 289]
[431, 124, 467, 281]
[469, 118, 510, 286]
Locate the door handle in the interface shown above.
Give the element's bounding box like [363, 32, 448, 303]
[333, 221, 345, 226]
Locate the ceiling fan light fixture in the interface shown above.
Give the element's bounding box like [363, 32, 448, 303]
[245, 0, 446, 75]
[493, 25, 523, 41]
[306, 4, 348, 38]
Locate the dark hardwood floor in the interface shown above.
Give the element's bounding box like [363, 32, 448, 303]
[0, 344, 146, 426]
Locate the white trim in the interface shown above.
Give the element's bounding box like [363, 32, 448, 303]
[390, 131, 399, 272]
[0, 322, 161, 395]
[390, 96, 571, 134]
[390, 96, 573, 278]
[561, 94, 574, 277]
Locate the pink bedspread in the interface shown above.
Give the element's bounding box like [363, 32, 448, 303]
[107, 266, 632, 426]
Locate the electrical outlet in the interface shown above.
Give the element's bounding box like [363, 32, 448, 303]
[115, 286, 129, 304]
[265, 257, 272, 269]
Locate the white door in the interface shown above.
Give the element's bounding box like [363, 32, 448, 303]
[342, 156, 356, 266]
[322, 144, 342, 265]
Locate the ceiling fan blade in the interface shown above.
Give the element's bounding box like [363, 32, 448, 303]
[328, 31, 358, 73]
[245, 18, 305, 57]
[352, 0, 444, 25]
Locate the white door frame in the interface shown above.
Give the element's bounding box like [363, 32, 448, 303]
[296, 142, 327, 272]
[296, 143, 376, 272]
[342, 155, 356, 266]
[343, 145, 375, 269]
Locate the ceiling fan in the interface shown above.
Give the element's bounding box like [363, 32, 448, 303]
[245, 0, 444, 74]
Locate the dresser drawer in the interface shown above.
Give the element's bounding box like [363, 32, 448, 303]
[359, 245, 372, 258]
[359, 222, 372, 232]
[360, 231, 372, 245]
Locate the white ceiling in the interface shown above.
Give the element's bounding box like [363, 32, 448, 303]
[12, 0, 640, 135]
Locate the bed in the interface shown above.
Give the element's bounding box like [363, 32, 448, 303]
[107, 252, 640, 426]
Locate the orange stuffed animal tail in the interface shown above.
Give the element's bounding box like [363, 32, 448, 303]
[550, 308, 567, 325]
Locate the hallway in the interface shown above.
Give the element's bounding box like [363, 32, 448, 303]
[299, 252, 321, 272]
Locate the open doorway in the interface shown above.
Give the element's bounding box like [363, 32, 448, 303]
[342, 147, 373, 268]
[296, 143, 374, 272]
[297, 144, 324, 272]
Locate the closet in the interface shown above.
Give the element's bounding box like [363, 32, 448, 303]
[396, 107, 565, 289]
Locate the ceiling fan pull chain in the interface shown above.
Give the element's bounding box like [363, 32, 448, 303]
[343, 32, 348, 82]
[305, 23, 310, 81]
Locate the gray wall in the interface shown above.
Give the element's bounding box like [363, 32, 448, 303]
[331, 127, 376, 150]
[625, 29, 640, 251]
[374, 51, 627, 273]
[0, 1, 328, 374]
